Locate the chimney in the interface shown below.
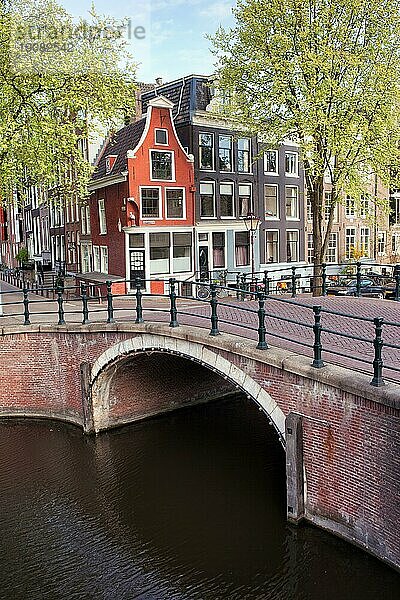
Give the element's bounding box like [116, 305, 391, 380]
[155, 77, 163, 86]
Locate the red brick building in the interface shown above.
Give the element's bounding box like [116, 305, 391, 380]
[89, 96, 195, 293]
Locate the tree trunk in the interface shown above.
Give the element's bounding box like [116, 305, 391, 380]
[311, 175, 325, 296]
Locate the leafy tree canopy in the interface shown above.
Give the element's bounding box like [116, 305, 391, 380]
[212, 0, 400, 264]
[0, 0, 137, 204]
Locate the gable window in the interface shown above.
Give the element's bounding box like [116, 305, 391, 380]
[239, 183, 252, 218]
[199, 133, 214, 170]
[150, 232, 170, 274]
[98, 199, 106, 234]
[218, 135, 233, 171]
[265, 184, 279, 218]
[264, 150, 278, 174]
[286, 230, 299, 262]
[285, 186, 299, 219]
[155, 128, 168, 145]
[200, 181, 215, 218]
[285, 151, 298, 176]
[150, 150, 173, 180]
[166, 188, 184, 219]
[141, 188, 161, 219]
[220, 182, 234, 217]
[237, 138, 251, 173]
[266, 230, 279, 263]
[235, 231, 250, 266]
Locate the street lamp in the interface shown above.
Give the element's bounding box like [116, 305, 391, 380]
[243, 212, 261, 289]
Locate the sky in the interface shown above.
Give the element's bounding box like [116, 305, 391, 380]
[57, 0, 236, 83]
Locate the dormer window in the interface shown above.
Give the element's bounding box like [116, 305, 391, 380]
[105, 155, 117, 175]
[155, 128, 168, 145]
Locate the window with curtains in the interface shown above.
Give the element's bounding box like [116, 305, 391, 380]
[212, 232, 225, 268]
[286, 230, 299, 262]
[285, 151, 298, 176]
[266, 230, 279, 263]
[238, 183, 252, 218]
[235, 231, 250, 266]
[200, 181, 215, 217]
[285, 186, 299, 219]
[220, 182, 234, 217]
[265, 184, 279, 218]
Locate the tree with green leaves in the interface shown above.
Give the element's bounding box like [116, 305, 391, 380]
[212, 0, 400, 290]
[0, 0, 137, 204]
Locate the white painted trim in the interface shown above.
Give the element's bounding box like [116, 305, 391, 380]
[139, 185, 163, 220]
[149, 148, 176, 182]
[165, 186, 186, 220]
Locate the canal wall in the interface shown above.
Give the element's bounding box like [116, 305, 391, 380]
[0, 322, 398, 571]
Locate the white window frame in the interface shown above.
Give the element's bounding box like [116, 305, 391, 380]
[326, 232, 338, 264]
[155, 128, 168, 146]
[149, 149, 175, 182]
[377, 231, 386, 256]
[264, 150, 279, 175]
[286, 229, 299, 262]
[264, 184, 279, 219]
[140, 186, 162, 220]
[360, 227, 370, 257]
[165, 187, 186, 220]
[218, 134, 233, 173]
[199, 132, 215, 171]
[238, 182, 252, 218]
[237, 137, 252, 173]
[307, 233, 314, 263]
[285, 185, 299, 220]
[285, 151, 299, 176]
[265, 229, 279, 263]
[199, 180, 216, 219]
[98, 198, 107, 234]
[93, 245, 100, 271]
[100, 245, 108, 274]
[219, 181, 235, 218]
[345, 227, 356, 259]
[345, 196, 356, 218]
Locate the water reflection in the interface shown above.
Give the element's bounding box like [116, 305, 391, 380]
[0, 397, 398, 599]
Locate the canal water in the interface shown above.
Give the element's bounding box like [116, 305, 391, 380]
[0, 396, 398, 600]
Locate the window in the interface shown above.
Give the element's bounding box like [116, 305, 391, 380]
[307, 233, 314, 263]
[264, 150, 278, 174]
[173, 232, 192, 272]
[81, 243, 92, 273]
[307, 192, 313, 222]
[266, 230, 279, 263]
[93, 246, 100, 271]
[324, 192, 334, 222]
[286, 231, 299, 262]
[81, 205, 91, 235]
[346, 227, 356, 259]
[389, 194, 400, 225]
[285, 152, 298, 176]
[285, 186, 299, 219]
[392, 232, 400, 254]
[166, 188, 184, 219]
[239, 184, 252, 218]
[155, 129, 168, 145]
[346, 196, 355, 217]
[129, 233, 145, 248]
[150, 232, 170, 274]
[360, 227, 370, 257]
[98, 199, 106, 234]
[199, 133, 214, 170]
[265, 185, 279, 218]
[100, 246, 108, 273]
[235, 231, 250, 266]
[212, 232, 225, 268]
[200, 181, 215, 218]
[326, 233, 338, 263]
[141, 188, 160, 219]
[237, 138, 251, 173]
[360, 194, 369, 218]
[218, 135, 233, 171]
[377, 232, 386, 256]
[220, 182, 234, 217]
[150, 150, 173, 180]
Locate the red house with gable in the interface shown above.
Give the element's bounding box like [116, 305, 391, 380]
[89, 96, 195, 294]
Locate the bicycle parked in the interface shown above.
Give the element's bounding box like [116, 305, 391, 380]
[196, 270, 229, 300]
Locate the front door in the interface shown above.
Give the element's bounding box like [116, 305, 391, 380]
[199, 246, 209, 280]
[129, 250, 145, 288]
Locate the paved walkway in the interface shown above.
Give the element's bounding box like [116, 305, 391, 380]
[1, 280, 399, 384]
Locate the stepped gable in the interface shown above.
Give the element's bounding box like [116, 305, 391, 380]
[91, 119, 146, 181]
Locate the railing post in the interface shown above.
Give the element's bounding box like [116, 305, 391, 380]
[57, 285, 65, 325]
[209, 283, 220, 336]
[23, 286, 30, 325]
[236, 273, 241, 299]
[81, 284, 90, 325]
[169, 278, 179, 327]
[371, 317, 385, 387]
[312, 305, 324, 368]
[263, 270, 270, 296]
[394, 266, 400, 301]
[291, 266, 297, 298]
[356, 261, 362, 297]
[135, 278, 144, 324]
[321, 263, 327, 296]
[241, 273, 247, 301]
[106, 281, 115, 323]
[256, 292, 268, 350]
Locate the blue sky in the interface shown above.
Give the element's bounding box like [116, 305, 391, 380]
[58, 0, 235, 83]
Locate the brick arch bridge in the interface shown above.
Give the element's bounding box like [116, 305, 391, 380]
[0, 321, 398, 571]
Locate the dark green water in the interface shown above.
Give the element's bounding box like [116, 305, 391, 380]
[0, 396, 398, 599]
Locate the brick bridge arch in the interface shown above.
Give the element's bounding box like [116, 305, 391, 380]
[89, 333, 286, 438]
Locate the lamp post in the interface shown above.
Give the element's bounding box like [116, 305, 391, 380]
[243, 212, 261, 290]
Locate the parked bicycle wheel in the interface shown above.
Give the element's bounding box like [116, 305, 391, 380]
[196, 284, 211, 299]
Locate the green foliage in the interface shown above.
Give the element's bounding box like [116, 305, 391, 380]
[0, 0, 137, 205]
[15, 246, 28, 263]
[211, 0, 400, 263]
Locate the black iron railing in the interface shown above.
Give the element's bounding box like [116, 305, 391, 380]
[0, 274, 399, 387]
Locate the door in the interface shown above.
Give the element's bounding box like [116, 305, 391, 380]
[129, 250, 145, 288]
[199, 246, 209, 280]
